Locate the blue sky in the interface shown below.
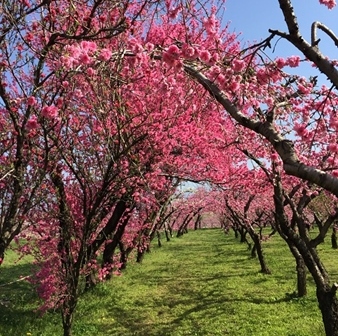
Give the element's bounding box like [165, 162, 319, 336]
[222, 1, 338, 80]
[224, 0, 338, 54]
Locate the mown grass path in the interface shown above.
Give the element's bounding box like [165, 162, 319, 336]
[0, 228, 331, 335]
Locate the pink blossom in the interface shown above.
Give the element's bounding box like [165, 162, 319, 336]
[233, 59, 245, 72]
[41, 105, 58, 119]
[328, 143, 338, 152]
[230, 81, 240, 92]
[327, 157, 335, 164]
[80, 40, 97, 53]
[199, 50, 211, 63]
[297, 83, 311, 94]
[19, 0, 30, 7]
[145, 43, 154, 52]
[99, 48, 112, 61]
[319, 0, 336, 9]
[98, 14, 107, 23]
[129, 38, 143, 54]
[256, 68, 269, 84]
[211, 53, 220, 63]
[203, 14, 217, 36]
[163, 52, 176, 66]
[167, 45, 180, 58]
[174, 60, 183, 72]
[79, 52, 92, 65]
[27, 115, 38, 129]
[27, 96, 37, 106]
[265, 97, 274, 106]
[169, 6, 181, 19]
[271, 153, 279, 161]
[275, 57, 286, 69]
[286, 55, 301, 67]
[217, 74, 226, 86]
[87, 67, 95, 76]
[294, 123, 308, 137]
[59, 56, 76, 69]
[163, 45, 181, 66]
[56, 98, 63, 108]
[182, 44, 196, 59]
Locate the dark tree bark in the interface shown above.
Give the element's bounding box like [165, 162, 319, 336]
[84, 200, 128, 289]
[248, 227, 271, 274]
[194, 213, 202, 230]
[177, 214, 192, 237]
[157, 231, 162, 247]
[51, 170, 82, 336]
[102, 212, 132, 280]
[295, 255, 307, 297]
[164, 227, 171, 242]
[332, 227, 338, 249]
[251, 244, 257, 258]
[0, 238, 6, 265]
[274, 176, 338, 336]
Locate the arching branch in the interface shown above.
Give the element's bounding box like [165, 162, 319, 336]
[183, 63, 338, 197]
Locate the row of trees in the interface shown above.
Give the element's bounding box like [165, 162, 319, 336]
[2, 0, 338, 335]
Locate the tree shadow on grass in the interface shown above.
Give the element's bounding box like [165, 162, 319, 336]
[0, 262, 43, 334]
[90, 269, 307, 336]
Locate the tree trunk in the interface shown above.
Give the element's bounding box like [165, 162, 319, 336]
[250, 230, 271, 274]
[251, 244, 257, 258]
[317, 285, 338, 336]
[177, 214, 192, 237]
[194, 214, 202, 230]
[62, 297, 77, 336]
[84, 271, 97, 291]
[102, 212, 131, 279]
[168, 225, 173, 238]
[136, 248, 145, 263]
[157, 231, 162, 247]
[288, 243, 307, 297]
[239, 228, 247, 243]
[62, 313, 73, 336]
[274, 178, 338, 335]
[0, 238, 6, 265]
[332, 227, 338, 249]
[165, 228, 170, 242]
[295, 255, 307, 297]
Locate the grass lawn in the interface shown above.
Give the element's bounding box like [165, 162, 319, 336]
[1, 228, 336, 335]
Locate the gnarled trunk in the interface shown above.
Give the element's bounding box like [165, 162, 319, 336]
[248, 228, 271, 274]
[274, 178, 338, 335]
[332, 227, 338, 249]
[0, 238, 6, 265]
[295, 254, 307, 297]
[317, 285, 338, 336]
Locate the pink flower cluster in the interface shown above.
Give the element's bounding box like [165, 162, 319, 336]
[274, 56, 301, 68]
[328, 143, 338, 153]
[60, 41, 112, 69]
[319, 0, 336, 9]
[41, 105, 58, 120]
[163, 45, 182, 68]
[203, 14, 218, 36]
[294, 123, 308, 137]
[27, 115, 38, 130]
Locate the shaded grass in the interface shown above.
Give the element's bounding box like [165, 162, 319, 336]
[0, 229, 335, 335]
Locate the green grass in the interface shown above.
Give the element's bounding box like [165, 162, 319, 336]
[1, 229, 336, 335]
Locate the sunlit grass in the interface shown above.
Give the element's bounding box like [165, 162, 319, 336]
[1, 228, 335, 335]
